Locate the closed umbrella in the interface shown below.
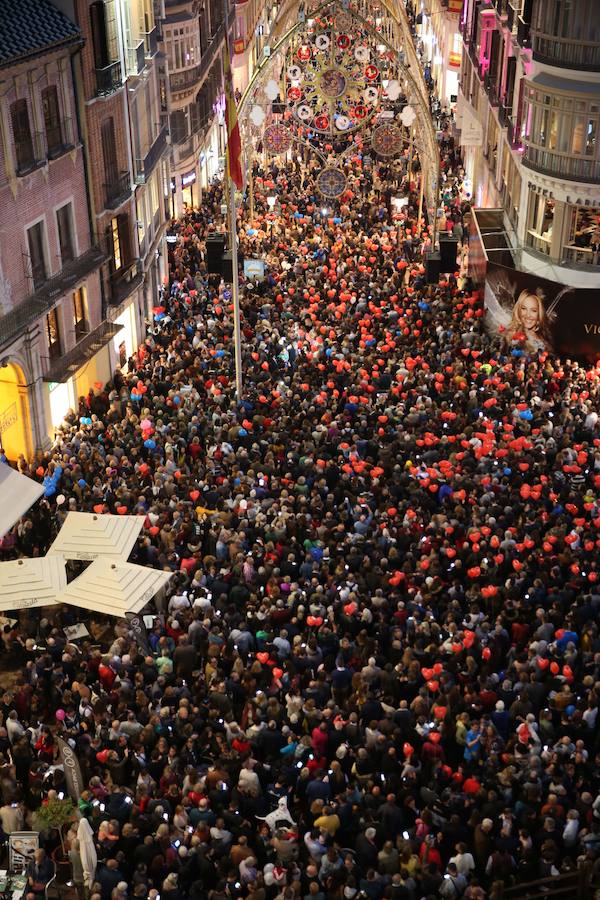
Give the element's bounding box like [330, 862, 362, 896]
[47, 511, 143, 562]
[76, 817, 97, 890]
[56, 558, 172, 618]
[0, 556, 65, 611]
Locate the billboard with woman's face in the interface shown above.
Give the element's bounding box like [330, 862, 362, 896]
[484, 261, 600, 361]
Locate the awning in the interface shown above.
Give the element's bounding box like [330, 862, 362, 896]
[0, 464, 44, 538]
[0, 556, 66, 610]
[47, 511, 143, 562]
[56, 559, 173, 617]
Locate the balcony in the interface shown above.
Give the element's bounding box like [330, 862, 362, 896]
[169, 64, 203, 95]
[127, 40, 146, 76]
[561, 244, 600, 269]
[507, 117, 522, 150]
[104, 170, 132, 210]
[497, 102, 511, 127]
[483, 74, 500, 107]
[0, 246, 106, 351]
[522, 145, 600, 184]
[516, 16, 530, 48]
[95, 60, 122, 96]
[108, 259, 144, 308]
[15, 131, 45, 176]
[170, 9, 235, 96]
[506, 3, 515, 31]
[134, 126, 169, 184]
[531, 33, 600, 72]
[143, 25, 158, 57]
[46, 117, 77, 160]
[42, 320, 124, 384]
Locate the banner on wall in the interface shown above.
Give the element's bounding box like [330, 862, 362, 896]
[484, 260, 600, 361]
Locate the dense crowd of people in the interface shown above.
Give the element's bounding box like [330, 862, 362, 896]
[1, 79, 600, 900]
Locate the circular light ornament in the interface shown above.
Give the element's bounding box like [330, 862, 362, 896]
[365, 64, 379, 81]
[371, 122, 403, 157]
[363, 85, 379, 104]
[335, 114, 351, 131]
[297, 104, 312, 121]
[287, 64, 302, 80]
[318, 67, 348, 99]
[315, 33, 330, 51]
[354, 45, 370, 63]
[263, 123, 294, 154]
[316, 167, 347, 198]
[337, 34, 351, 50]
[297, 44, 312, 62]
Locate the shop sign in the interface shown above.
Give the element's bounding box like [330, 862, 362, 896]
[0, 403, 17, 434]
[234, 38, 245, 53]
[181, 171, 196, 187]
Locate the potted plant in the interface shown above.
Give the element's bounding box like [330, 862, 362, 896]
[33, 796, 76, 882]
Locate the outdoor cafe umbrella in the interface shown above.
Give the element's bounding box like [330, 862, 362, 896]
[0, 463, 43, 538]
[0, 556, 66, 611]
[55, 558, 172, 618]
[47, 511, 143, 562]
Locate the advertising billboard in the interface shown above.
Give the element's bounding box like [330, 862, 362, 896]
[484, 260, 600, 361]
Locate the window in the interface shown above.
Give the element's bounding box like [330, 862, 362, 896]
[46, 308, 62, 359]
[73, 287, 88, 340]
[42, 86, 63, 155]
[26, 221, 47, 288]
[11, 99, 35, 172]
[100, 116, 119, 187]
[110, 214, 132, 273]
[111, 216, 122, 270]
[56, 203, 75, 266]
[90, 1, 109, 68]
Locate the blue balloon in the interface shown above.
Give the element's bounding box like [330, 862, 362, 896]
[333, 217, 342, 224]
[131, 392, 141, 401]
[238, 428, 247, 436]
[503, 467, 512, 476]
[173, 395, 181, 404]
[566, 705, 575, 716]
[215, 349, 225, 358]
[78, 479, 86, 488]
[511, 349, 523, 357]
[247, 228, 257, 234]
[144, 439, 156, 449]
[519, 409, 533, 421]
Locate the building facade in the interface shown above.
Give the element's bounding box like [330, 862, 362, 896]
[459, 0, 600, 286]
[0, 0, 105, 460]
[231, 0, 278, 96]
[409, 0, 463, 106]
[60, 0, 171, 384]
[0, 0, 171, 462]
[163, 0, 236, 215]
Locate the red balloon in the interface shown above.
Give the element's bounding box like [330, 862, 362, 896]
[482, 647, 491, 660]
